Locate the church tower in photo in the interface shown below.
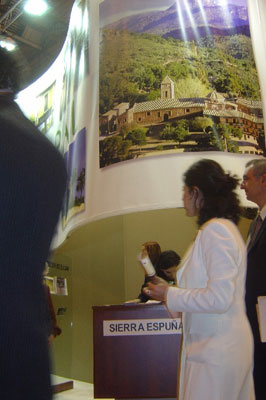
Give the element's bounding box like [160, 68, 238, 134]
[160, 76, 175, 100]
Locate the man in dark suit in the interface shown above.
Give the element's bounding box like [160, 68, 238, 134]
[0, 49, 66, 399]
[241, 159, 266, 400]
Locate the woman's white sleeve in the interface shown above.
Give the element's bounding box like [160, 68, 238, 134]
[167, 221, 241, 314]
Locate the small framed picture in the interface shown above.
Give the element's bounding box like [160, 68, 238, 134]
[44, 276, 56, 294]
[56, 277, 68, 296]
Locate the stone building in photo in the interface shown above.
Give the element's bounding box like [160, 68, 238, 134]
[100, 75, 264, 155]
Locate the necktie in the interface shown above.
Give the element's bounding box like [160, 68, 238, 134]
[247, 215, 263, 251]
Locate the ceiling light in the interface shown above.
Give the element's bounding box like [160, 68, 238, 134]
[0, 37, 16, 51]
[24, 0, 49, 16]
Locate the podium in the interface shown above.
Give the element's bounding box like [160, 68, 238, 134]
[93, 303, 182, 399]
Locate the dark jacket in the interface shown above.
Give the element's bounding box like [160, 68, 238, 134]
[0, 96, 66, 400]
[245, 216, 266, 399]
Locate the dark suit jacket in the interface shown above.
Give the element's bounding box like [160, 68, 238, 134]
[0, 96, 66, 399]
[246, 215, 266, 399]
[246, 216, 266, 344]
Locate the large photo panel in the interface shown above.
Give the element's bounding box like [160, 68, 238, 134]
[99, 0, 265, 167]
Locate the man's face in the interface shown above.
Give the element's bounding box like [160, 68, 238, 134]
[241, 167, 262, 205]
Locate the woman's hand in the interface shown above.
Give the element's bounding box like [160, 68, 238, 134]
[143, 279, 169, 302]
[137, 246, 148, 262]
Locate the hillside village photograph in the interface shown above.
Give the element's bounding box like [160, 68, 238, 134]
[99, 0, 265, 168]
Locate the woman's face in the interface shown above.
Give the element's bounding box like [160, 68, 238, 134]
[183, 185, 197, 217]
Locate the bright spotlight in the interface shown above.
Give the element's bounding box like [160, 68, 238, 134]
[24, 0, 49, 16]
[0, 37, 16, 51]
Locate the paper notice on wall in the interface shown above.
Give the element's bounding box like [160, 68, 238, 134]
[257, 296, 266, 342]
[56, 277, 68, 296]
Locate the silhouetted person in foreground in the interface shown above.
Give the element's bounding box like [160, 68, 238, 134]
[0, 48, 66, 399]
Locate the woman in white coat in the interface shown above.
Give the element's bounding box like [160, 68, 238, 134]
[145, 159, 255, 400]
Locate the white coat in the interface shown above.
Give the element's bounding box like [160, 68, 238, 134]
[167, 218, 255, 400]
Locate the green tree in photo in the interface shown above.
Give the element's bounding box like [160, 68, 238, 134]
[143, 68, 156, 90]
[146, 89, 161, 101]
[160, 123, 174, 140]
[126, 127, 147, 154]
[100, 136, 132, 167]
[132, 65, 147, 90]
[151, 65, 165, 88]
[175, 77, 210, 98]
[227, 140, 239, 153]
[120, 122, 140, 139]
[191, 117, 214, 133]
[210, 123, 241, 153]
[210, 132, 222, 150]
[231, 126, 243, 139]
[172, 120, 189, 144]
[166, 61, 190, 80]
[215, 123, 231, 151]
[160, 120, 188, 145]
[209, 126, 225, 151]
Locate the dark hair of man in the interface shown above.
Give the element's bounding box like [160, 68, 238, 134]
[183, 159, 241, 227]
[246, 159, 266, 177]
[0, 47, 20, 96]
[156, 250, 181, 271]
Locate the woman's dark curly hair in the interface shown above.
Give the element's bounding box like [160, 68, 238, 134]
[183, 159, 241, 226]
